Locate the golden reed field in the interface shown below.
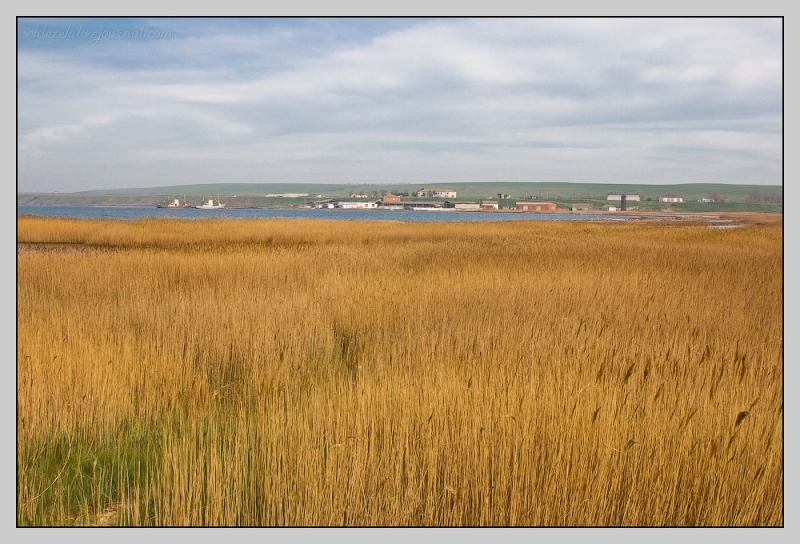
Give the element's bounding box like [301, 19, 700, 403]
[17, 215, 782, 526]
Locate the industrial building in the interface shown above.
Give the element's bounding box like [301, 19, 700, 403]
[405, 201, 444, 210]
[571, 204, 592, 211]
[443, 201, 480, 210]
[516, 202, 556, 212]
[660, 197, 684, 203]
[336, 201, 378, 209]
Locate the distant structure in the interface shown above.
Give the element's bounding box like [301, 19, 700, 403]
[444, 202, 480, 210]
[517, 202, 556, 212]
[403, 201, 445, 210]
[382, 194, 401, 204]
[417, 188, 457, 198]
[481, 200, 499, 210]
[602, 205, 617, 211]
[266, 193, 309, 198]
[572, 204, 592, 211]
[660, 197, 684, 203]
[335, 201, 378, 209]
[607, 194, 640, 201]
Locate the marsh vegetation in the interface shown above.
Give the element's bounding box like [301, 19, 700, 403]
[17, 216, 782, 526]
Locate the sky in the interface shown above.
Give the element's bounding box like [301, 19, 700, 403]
[16, 17, 783, 193]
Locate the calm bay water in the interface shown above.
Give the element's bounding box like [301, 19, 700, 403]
[18, 206, 638, 223]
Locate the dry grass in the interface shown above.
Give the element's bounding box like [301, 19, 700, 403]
[17, 216, 783, 526]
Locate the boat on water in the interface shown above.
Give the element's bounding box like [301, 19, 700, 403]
[157, 195, 192, 209]
[195, 195, 226, 209]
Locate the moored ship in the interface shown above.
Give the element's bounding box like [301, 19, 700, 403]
[195, 195, 226, 209]
[157, 195, 192, 209]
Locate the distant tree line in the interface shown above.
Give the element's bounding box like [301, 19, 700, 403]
[746, 190, 782, 203]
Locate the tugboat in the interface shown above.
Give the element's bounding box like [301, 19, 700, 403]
[194, 195, 226, 209]
[157, 195, 192, 208]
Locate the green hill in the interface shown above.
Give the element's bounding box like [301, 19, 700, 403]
[19, 181, 782, 211]
[68, 181, 780, 202]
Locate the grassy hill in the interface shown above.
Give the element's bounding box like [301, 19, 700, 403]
[19, 181, 782, 212]
[68, 181, 781, 202]
[74, 183, 353, 198]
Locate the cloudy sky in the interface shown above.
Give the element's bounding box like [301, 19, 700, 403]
[16, 17, 782, 192]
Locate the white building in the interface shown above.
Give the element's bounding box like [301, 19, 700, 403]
[607, 194, 641, 201]
[602, 205, 617, 211]
[417, 188, 457, 198]
[335, 201, 378, 209]
[660, 197, 684, 203]
[481, 200, 499, 209]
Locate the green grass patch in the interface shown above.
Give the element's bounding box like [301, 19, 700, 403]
[18, 423, 161, 526]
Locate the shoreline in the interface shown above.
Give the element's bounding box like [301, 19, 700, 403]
[18, 204, 782, 217]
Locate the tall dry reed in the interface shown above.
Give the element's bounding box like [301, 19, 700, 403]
[17, 216, 782, 526]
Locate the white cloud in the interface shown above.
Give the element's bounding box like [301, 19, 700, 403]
[16, 18, 782, 192]
[20, 124, 84, 151]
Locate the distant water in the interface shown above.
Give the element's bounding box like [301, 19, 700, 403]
[17, 206, 639, 223]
